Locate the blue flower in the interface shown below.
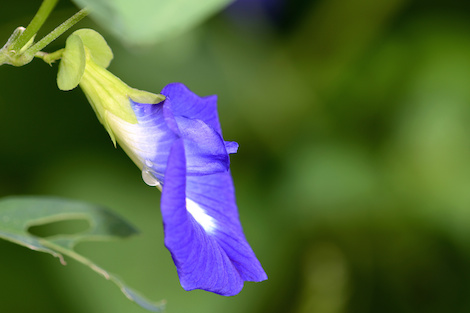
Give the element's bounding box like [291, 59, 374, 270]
[58, 29, 267, 295]
[129, 83, 267, 296]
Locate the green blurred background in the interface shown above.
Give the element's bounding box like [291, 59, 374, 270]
[3, 0, 470, 312]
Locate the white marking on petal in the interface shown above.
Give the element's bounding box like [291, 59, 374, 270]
[186, 198, 216, 234]
[106, 111, 164, 169]
[106, 111, 148, 167]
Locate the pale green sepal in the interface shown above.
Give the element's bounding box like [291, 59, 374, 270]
[57, 34, 85, 91]
[79, 54, 139, 146]
[81, 50, 137, 126]
[129, 89, 165, 105]
[73, 29, 113, 68]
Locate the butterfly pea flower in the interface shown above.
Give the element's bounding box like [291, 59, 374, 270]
[57, 29, 267, 296]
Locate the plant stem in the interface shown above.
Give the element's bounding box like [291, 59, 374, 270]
[35, 48, 64, 65]
[25, 7, 90, 58]
[11, 0, 59, 52]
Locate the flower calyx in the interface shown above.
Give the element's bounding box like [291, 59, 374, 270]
[57, 29, 165, 145]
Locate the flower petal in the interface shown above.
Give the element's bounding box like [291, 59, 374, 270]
[162, 96, 234, 176]
[175, 115, 231, 175]
[160, 140, 267, 296]
[106, 99, 178, 182]
[224, 141, 239, 154]
[161, 83, 223, 135]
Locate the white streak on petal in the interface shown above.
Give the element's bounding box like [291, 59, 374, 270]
[186, 198, 216, 234]
[105, 111, 162, 170]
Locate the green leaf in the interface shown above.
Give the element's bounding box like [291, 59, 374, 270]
[71, 0, 234, 45]
[57, 33, 85, 91]
[0, 196, 165, 312]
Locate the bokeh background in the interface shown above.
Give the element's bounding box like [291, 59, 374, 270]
[2, 0, 470, 312]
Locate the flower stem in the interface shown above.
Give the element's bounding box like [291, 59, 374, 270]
[35, 48, 64, 65]
[11, 0, 59, 52]
[25, 7, 90, 58]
